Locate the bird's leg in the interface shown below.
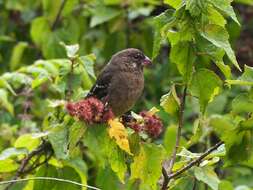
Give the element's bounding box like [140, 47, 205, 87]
[121, 111, 135, 124]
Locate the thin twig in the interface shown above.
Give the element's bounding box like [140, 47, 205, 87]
[0, 177, 101, 190]
[51, 0, 68, 30]
[167, 141, 224, 180]
[4, 142, 51, 190]
[161, 86, 187, 190]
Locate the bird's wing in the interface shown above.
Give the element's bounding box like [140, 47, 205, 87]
[86, 66, 112, 100]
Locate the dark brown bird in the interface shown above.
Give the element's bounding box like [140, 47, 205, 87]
[86, 48, 151, 116]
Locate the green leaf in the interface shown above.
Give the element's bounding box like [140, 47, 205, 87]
[164, 125, 187, 156]
[189, 69, 222, 113]
[235, 0, 253, 5]
[30, 17, 51, 47]
[61, 43, 79, 58]
[232, 93, 253, 113]
[64, 157, 88, 190]
[207, 5, 227, 27]
[34, 60, 59, 77]
[194, 166, 220, 190]
[152, 9, 175, 59]
[2, 72, 32, 88]
[34, 165, 58, 190]
[55, 166, 82, 190]
[170, 42, 196, 82]
[83, 125, 127, 182]
[107, 139, 127, 183]
[227, 65, 253, 86]
[210, 0, 240, 25]
[90, 6, 121, 27]
[79, 54, 96, 79]
[0, 147, 28, 160]
[200, 24, 240, 70]
[42, 0, 61, 23]
[14, 134, 40, 151]
[48, 124, 69, 159]
[0, 88, 14, 114]
[0, 159, 19, 172]
[160, 85, 180, 115]
[186, 0, 207, 17]
[9, 42, 28, 70]
[219, 180, 234, 190]
[130, 143, 166, 190]
[164, 0, 183, 9]
[0, 77, 17, 95]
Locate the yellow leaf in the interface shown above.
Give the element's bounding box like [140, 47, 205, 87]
[108, 119, 133, 155]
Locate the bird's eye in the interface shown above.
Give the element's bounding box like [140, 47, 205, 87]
[134, 54, 140, 59]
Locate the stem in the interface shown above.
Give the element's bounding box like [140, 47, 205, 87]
[0, 177, 101, 190]
[4, 142, 51, 190]
[161, 86, 187, 190]
[168, 141, 224, 180]
[51, 0, 68, 30]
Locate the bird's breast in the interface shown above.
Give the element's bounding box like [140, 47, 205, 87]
[108, 71, 144, 116]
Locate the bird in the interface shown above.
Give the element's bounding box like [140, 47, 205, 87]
[86, 48, 151, 116]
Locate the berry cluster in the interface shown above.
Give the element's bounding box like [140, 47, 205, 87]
[66, 97, 114, 124]
[124, 111, 163, 138]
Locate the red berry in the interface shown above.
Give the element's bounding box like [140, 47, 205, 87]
[66, 97, 114, 124]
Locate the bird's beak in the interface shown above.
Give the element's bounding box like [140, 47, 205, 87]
[142, 56, 152, 66]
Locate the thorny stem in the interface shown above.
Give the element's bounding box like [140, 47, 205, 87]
[161, 86, 187, 190]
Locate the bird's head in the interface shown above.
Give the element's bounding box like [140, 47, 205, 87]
[111, 48, 152, 70]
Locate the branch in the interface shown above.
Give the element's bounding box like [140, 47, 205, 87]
[51, 0, 68, 30]
[161, 86, 187, 190]
[167, 141, 224, 180]
[4, 141, 52, 190]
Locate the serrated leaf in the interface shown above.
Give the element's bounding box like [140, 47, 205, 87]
[207, 5, 227, 27]
[79, 54, 96, 79]
[170, 42, 196, 82]
[200, 24, 240, 70]
[160, 85, 180, 115]
[210, 0, 240, 25]
[186, 0, 207, 17]
[130, 143, 165, 190]
[48, 124, 69, 159]
[108, 119, 132, 155]
[189, 69, 222, 113]
[194, 166, 220, 190]
[152, 9, 175, 59]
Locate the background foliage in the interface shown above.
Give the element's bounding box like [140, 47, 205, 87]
[0, 0, 253, 190]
